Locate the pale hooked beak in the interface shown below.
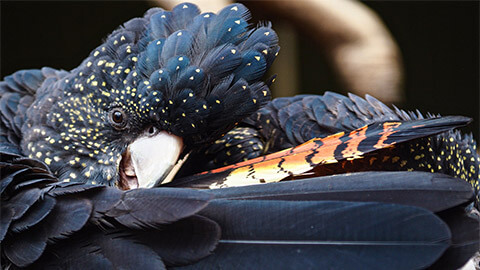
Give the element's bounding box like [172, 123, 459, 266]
[118, 131, 187, 190]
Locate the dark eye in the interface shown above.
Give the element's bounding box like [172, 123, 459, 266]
[147, 125, 158, 136]
[109, 108, 128, 130]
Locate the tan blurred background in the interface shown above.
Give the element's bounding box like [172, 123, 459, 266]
[160, 0, 404, 104]
[1, 0, 478, 141]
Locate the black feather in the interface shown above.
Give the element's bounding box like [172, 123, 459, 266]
[8, 187, 42, 220]
[10, 195, 56, 233]
[105, 188, 212, 229]
[0, 205, 14, 241]
[133, 215, 220, 267]
[427, 207, 480, 269]
[1, 152, 221, 268]
[3, 220, 49, 267]
[207, 171, 474, 213]
[36, 230, 166, 270]
[181, 199, 451, 270]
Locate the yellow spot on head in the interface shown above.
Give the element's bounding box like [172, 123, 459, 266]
[44, 158, 52, 165]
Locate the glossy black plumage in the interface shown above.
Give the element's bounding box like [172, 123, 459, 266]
[199, 172, 479, 269]
[183, 200, 453, 270]
[1, 152, 219, 269]
[2, 152, 478, 269]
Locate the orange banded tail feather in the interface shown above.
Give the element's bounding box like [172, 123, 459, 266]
[165, 116, 471, 189]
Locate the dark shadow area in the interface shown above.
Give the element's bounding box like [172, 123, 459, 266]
[363, 1, 479, 141]
[1, 1, 152, 75]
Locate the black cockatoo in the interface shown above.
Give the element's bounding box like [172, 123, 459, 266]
[1, 3, 479, 269]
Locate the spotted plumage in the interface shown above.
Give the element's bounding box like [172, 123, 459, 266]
[166, 116, 474, 188]
[184, 93, 479, 204]
[0, 3, 278, 187]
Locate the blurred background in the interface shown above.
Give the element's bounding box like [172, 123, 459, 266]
[1, 1, 478, 141]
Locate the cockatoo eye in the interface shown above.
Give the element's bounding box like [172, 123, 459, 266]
[109, 108, 128, 130]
